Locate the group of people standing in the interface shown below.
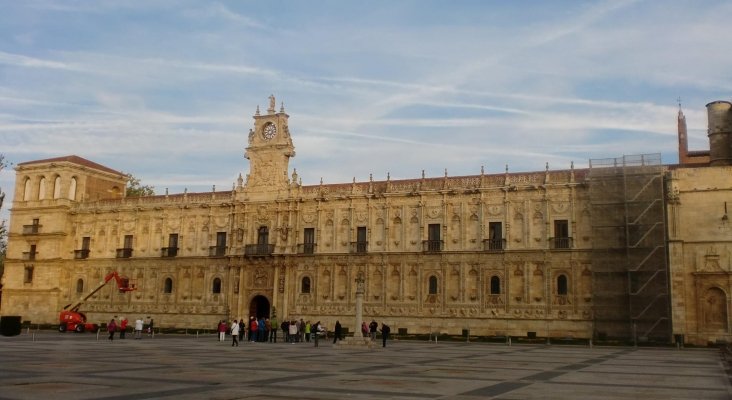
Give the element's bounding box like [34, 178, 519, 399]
[337, 319, 391, 347]
[218, 317, 328, 347]
[218, 316, 281, 347]
[107, 316, 152, 341]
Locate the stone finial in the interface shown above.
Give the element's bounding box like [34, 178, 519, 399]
[545, 162, 549, 172]
[444, 168, 448, 178]
[212, 185, 216, 192]
[237, 173, 244, 188]
[387, 172, 390, 181]
[280, 102, 285, 113]
[165, 188, 169, 196]
[320, 177, 323, 185]
[481, 165, 484, 175]
[369, 173, 373, 182]
[255, 105, 260, 116]
[422, 169, 425, 179]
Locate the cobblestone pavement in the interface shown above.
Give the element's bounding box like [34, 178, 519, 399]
[0, 332, 730, 399]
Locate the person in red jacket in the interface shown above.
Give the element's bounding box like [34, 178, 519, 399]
[119, 317, 128, 339]
[107, 319, 117, 341]
[217, 320, 227, 342]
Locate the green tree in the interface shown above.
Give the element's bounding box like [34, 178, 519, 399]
[125, 173, 155, 197]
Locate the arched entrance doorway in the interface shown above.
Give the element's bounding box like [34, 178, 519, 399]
[249, 295, 271, 319]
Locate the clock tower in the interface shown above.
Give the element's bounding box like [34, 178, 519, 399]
[243, 95, 296, 192]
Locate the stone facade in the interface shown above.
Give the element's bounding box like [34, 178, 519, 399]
[2, 97, 731, 345]
[667, 165, 732, 345]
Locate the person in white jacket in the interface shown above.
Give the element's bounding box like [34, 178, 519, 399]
[134, 318, 144, 340]
[230, 320, 240, 347]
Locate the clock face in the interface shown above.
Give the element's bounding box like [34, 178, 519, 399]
[263, 123, 277, 140]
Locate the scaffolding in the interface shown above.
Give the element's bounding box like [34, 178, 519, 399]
[589, 154, 671, 342]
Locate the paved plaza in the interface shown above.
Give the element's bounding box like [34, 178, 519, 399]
[0, 332, 729, 399]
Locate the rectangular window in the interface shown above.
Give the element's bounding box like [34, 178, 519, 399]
[553, 220, 570, 249]
[356, 226, 367, 252]
[428, 224, 441, 241]
[163, 234, 179, 257]
[116, 235, 134, 258]
[427, 224, 442, 252]
[24, 266, 34, 283]
[487, 222, 503, 250]
[169, 233, 179, 248]
[76, 236, 91, 259]
[215, 232, 227, 256]
[303, 228, 315, 254]
[123, 235, 133, 249]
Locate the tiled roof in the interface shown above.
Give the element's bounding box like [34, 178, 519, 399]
[17, 155, 125, 176]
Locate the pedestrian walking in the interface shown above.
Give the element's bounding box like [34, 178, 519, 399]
[313, 321, 321, 347]
[217, 320, 227, 342]
[107, 319, 117, 341]
[380, 322, 391, 347]
[231, 319, 240, 346]
[119, 317, 128, 339]
[333, 320, 342, 344]
[369, 320, 378, 341]
[270, 316, 278, 343]
[134, 318, 144, 339]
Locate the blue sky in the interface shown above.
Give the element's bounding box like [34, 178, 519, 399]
[1, 0, 731, 220]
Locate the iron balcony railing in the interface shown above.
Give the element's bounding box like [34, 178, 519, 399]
[297, 243, 317, 255]
[350, 241, 368, 254]
[116, 248, 133, 258]
[422, 240, 444, 252]
[161, 247, 179, 257]
[74, 249, 90, 259]
[22, 224, 41, 234]
[550, 237, 573, 249]
[209, 246, 227, 257]
[244, 244, 274, 256]
[483, 238, 505, 251]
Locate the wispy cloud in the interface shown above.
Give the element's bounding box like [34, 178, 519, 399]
[1, 0, 728, 222]
[0, 50, 83, 71]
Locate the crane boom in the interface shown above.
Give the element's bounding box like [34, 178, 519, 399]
[63, 271, 136, 312]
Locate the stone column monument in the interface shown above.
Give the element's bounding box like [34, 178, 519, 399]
[354, 271, 365, 338]
[335, 270, 372, 348]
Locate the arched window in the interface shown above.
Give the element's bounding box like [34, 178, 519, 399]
[53, 176, 62, 199]
[490, 276, 501, 294]
[212, 277, 221, 294]
[76, 278, 84, 293]
[164, 278, 173, 294]
[68, 177, 77, 200]
[301, 276, 311, 293]
[23, 178, 31, 201]
[38, 177, 46, 200]
[557, 274, 568, 295]
[428, 275, 438, 295]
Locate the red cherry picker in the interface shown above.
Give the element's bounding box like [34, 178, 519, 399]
[59, 271, 136, 333]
